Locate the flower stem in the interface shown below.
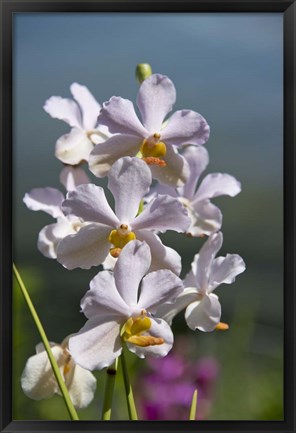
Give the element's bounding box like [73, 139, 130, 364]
[101, 358, 118, 420]
[13, 263, 79, 421]
[120, 349, 138, 420]
[189, 388, 198, 420]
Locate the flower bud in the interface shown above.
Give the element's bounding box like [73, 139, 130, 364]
[135, 63, 152, 83]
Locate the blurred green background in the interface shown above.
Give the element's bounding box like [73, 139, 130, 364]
[13, 13, 283, 420]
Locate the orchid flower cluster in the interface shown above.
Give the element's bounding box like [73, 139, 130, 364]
[21, 65, 246, 418]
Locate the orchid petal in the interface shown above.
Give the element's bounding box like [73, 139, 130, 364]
[55, 128, 94, 165]
[127, 317, 173, 358]
[138, 269, 183, 314]
[186, 200, 223, 237]
[93, 124, 111, 141]
[59, 166, 90, 192]
[37, 219, 76, 259]
[194, 232, 223, 292]
[64, 364, 97, 409]
[21, 346, 64, 400]
[193, 173, 241, 203]
[43, 96, 82, 129]
[132, 194, 190, 233]
[157, 287, 199, 325]
[102, 253, 117, 271]
[23, 187, 64, 218]
[135, 230, 182, 275]
[149, 143, 189, 187]
[209, 254, 246, 292]
[185, 293, 221, 332]
[145, 183, 177, 203]
[114, 240, 151, 307]
[70, 82, 101, 130]
[98, 96, 148, 137]
[81, 270, 130, 319]
[62, 184, 119, 227]
[183, 269, 198, 289]
[89, 128, 110, 146]
[108, 157, 151, 222]
[69, 316, 122, 371]
[137, 74, 176, 132]
[178, 145, 209, 200]
[89, 135, 141, 178]
[35, 342, 56, 353]
[57, 223, 111, 270]
[161, 110, 210, 146]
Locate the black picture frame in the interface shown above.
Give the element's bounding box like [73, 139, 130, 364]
[0, 0, 295, 432]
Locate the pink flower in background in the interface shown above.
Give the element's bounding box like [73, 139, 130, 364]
[135, 342, 219, 420]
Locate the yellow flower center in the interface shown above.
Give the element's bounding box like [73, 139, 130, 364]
[108, 224, 136, 258]
[139, 133, 167, 167]
[121, 311, 164, 347]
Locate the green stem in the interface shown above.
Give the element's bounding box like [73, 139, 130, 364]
[13, 263, 79, 421]
[101, 358, 118, 420]
[189, 389, 198, 420]
[120, 349, 138, 420]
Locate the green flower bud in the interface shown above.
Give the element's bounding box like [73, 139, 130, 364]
[135, 63, 152, 84]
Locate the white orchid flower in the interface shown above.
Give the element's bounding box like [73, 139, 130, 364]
[44, 83, 111, 165]
[89, 74, 210, 187]
[21, 336, 96, 409]
[23, 166, 90, 259]
[146, 145, 241, 237]
[57, 157, 190, 274]
[69, 240, 184, 371]
[157, 232, 246, 332]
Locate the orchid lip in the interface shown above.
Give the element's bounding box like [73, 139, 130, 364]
[121, 311, 165, 348]
[140, 135, 167, 167]
[143, 157, 167, 167]
[108, 225, 136, 257]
